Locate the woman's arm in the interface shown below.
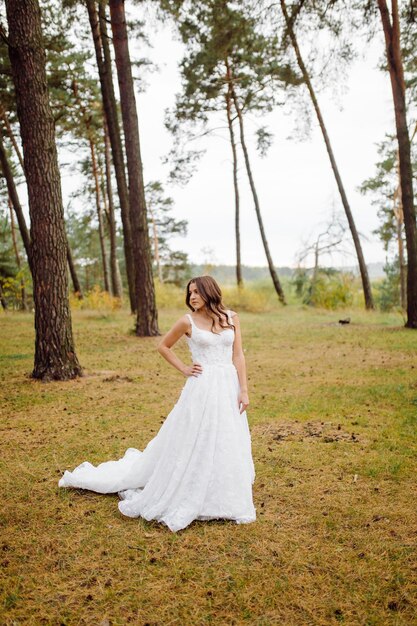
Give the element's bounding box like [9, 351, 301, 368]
[157, 316, 203, 377]
[231, 312, 249, 414]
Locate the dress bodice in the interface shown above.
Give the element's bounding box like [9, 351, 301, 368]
[185, 313, 234, 366]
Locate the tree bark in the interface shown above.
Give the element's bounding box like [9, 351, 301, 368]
[0, 127, 32, 267]
[225, 62, 243, 288]
[393, 150, 406, 309]
[85, 264, 90, 291]
[0, 282, 8, 310]
[5, 0, 82, 380]
[377, 0, 417, 327]
[280, 0, 375, 311]
[109, 0, 159, 335]
[91, 138, 111, 292]
[0, 105, 25, 171]
[67, 244, 83, 298]
[148, 203, 163, 283]
[103, 120, 122, 298]
[8, 196, 28, 310]
[396, 213, 406, 309]
[70, 78, 110, 293]
[312, 240, 320, 301]
[229, 76, 286, 303]
[86, 0, 136, 312]
[0, 110, 83, 301]
[115, 258, 123, 298]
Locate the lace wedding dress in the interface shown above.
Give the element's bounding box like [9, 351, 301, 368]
[58, 312, 256, 532]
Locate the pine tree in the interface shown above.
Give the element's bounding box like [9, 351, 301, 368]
[279, 0, 375, 310]
[163, 0, 301, 300]
[85, 0, 136, 311]
[146, 181, 189, 285]
[109, 0, 159, 336]
[5, 0, 82, 380]
[377, 0, 417, 327]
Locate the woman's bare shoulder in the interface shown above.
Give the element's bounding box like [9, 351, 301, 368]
[179, 313, 192, 325]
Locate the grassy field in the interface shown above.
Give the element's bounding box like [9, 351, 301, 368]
[0, 305, 416, 625]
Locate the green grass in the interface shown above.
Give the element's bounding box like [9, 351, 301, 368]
[0, 304, 416, 625]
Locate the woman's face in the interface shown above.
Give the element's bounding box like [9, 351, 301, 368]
[189, 282, 205, 311]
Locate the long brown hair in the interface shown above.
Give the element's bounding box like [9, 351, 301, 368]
[185, 276, 234, 333]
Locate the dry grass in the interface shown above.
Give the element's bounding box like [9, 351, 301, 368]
[0, 305, 416, 625]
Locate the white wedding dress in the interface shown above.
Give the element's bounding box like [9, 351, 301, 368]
[58, 312, 256, 532]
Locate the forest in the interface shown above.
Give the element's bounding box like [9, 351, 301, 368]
[0, 1, 416, 624]
[0, 0, 416, 379]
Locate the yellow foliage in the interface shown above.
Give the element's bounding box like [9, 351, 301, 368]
[222, 284, 278, 313]
[154, 280, 280, 313]
[309, 273, 354, 310]
[69, 285, 122, 311]
[154, 280, 185, 309]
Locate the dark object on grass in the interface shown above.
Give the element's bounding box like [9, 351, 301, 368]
[338, 317, 351, 325]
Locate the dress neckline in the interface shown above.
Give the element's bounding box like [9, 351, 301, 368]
[187, 313, 233, 335]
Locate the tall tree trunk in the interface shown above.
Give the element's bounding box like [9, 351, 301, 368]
[148, 204, 163, 283]
[229, 75, 286, 303]
[394, 150, 406, 309]
[377, 0, 417, 327]
[225, 62, 243, 288]
[85, 264, 90, 292]
[396, 213, 406, 309]
[6, 0, 82, 380]
[115, 259, 123, 298]
[99, 153, 113, 295]
[109, 0, 159, 336]
[1, 126, 81, 302]
[0, 105, 25, 170]
[103, 120, 122, 298]
[280, 0, 375, 311]
[8, 196, 28, 310]
[99, 1, 132, 303]
[67, 244, 83, 298]
[90, 138, 111, 292]
[0, 127, 32, 267]
[0, 282, 8, 310]
[86, 0, 136, 312]
[71, 78, 110, 293]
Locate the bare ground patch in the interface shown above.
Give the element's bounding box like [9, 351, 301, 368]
[254, 419, 362, 443]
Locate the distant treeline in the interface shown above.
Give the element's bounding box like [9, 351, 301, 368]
[189, 263, 385, 284]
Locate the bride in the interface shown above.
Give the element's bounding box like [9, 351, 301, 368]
[59, 275, 256, 532]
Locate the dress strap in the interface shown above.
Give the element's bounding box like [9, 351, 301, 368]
[185, 313, 193, 337]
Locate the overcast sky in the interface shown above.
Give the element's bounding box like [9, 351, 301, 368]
[61, 13, 396, 270]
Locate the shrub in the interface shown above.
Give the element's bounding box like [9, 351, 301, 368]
[154, 280, 185, 309]
[0, 268, 32, 311]
[155, 279, 281, 313]
[222, 281, 282, 313]
[375, 259, 402, 311]
[69, 285, 122, 311]
[292, 268, 354, 310]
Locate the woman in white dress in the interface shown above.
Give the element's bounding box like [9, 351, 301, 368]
[59, 276, 256, 532]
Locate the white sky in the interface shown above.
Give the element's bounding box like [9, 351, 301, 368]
[57, 13, 397, 270]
